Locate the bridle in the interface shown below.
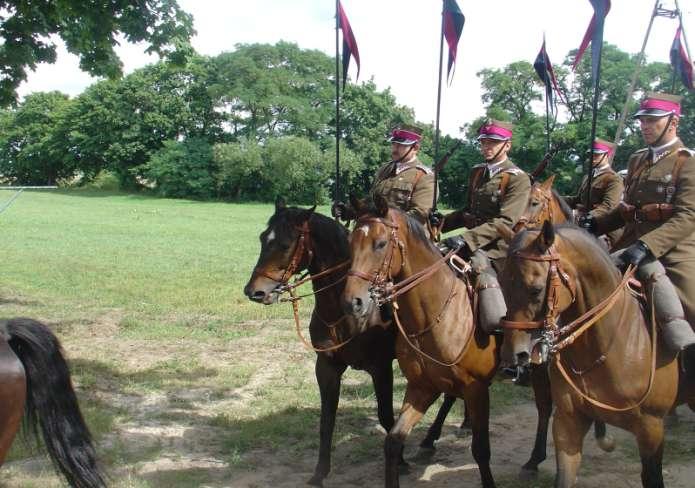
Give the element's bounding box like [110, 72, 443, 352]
[500, 245, 577, 343]
[346, 215, 405, 304]
[251, 220, 314, 287]
[513, 184, 554, 232]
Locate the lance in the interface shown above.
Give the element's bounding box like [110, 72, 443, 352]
[334, 0, 341, 209]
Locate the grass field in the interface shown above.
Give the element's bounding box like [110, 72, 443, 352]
[1, 189, 693, 488]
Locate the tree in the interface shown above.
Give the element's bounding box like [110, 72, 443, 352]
[0, 91, 75, 184]
[0, 0, 195, 106]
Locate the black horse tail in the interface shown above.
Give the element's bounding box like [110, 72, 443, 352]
[3, 318, 106, 488]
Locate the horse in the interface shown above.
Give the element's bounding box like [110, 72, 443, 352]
[511, 174, 614, 466]
[499, 221, 695, 488]
[342, 195, 500, 488]
[243, 198, 464, 487]
[0, 317, 105, 488]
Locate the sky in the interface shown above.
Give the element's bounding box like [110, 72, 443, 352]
[17, 0, 695, 137]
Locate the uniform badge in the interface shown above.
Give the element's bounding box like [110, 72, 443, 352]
[656, 185, 664, 193]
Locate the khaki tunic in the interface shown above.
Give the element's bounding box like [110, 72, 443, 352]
[371, 158, 436, 223]
[596, 139, 695, 323]
[443, 159, 531, 261]
[566, 167, 624, 245]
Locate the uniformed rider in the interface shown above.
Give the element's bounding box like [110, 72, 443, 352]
[333, 124, 435, 224]
[581, 92, 695, 378]
[436, 119, 531, 272]
[566, 138, 624, 247]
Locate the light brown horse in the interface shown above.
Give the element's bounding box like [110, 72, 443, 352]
[343, 196, 499, 488]
[0, 317, 105, 487]
[513, 174, 573, 233]
[500, 222, 695, 488]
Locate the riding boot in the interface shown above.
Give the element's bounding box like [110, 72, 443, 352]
[470, 251, 507, 334]
[636, 257, 695, 379]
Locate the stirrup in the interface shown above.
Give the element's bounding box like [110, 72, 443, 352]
[449, 254, 470, 275]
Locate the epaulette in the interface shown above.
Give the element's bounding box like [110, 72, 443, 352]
[677, 147, 695, 157]
[502, 166, 524, 175]
[634, 148, 649, 154]
[414, 164, 433, 175]
[472, 163, 486, 169]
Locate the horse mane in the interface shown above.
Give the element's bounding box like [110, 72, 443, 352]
[509, 224, 618, 279]
[361, 202, 441, 257]
[551, 189, 574, 221]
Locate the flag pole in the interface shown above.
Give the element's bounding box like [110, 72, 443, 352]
[432, 5, 446, 213]
[334, 0, 341, 207]
[585, 47, 604, 212]
[544, 79, 551, 154]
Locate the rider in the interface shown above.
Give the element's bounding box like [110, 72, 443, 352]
[435, 119, 531, 272]
[581, 92, 695, 379]
[333, 124, 436, 224]
[565, 138, 624, 247]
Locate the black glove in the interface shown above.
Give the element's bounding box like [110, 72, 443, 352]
[428, 210, 444, 228]
[577, 214, 597, 234]
[331, 201, 355, 220]
[439, 235, 472, 259]
[613, 241, 651, 271]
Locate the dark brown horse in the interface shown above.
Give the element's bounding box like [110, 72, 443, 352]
[500, 222, 695, 488]
[342, 196, 499, 488]
[243, 199, 463, 487]
[0, 317, 105, 487]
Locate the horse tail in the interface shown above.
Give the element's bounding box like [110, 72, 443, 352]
[3, 318, 106, 488]
[593, 420, 616, 452]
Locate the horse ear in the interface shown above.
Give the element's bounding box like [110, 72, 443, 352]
[275, 195, 287, 211]
[536, 220, 555, 252]
[299, 205, 316, 222]
[495, 223, 514, 244]
[540, 174, 556, 190]
[374, 194, 389, 217]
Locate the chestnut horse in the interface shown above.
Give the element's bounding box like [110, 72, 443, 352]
[0, 317, 105, 487]
[500, 222, 695, 488]
[243, 199, 462, 487]
[342, 197, 499, 488]
[512, 174, 613, 467]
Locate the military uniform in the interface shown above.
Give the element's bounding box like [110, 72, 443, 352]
[443, 158, 531, 262]
[597, 139, 695, 323]
[371, 158, 435, 224]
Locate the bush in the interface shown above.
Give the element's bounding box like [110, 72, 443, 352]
[142, 138, 216, 199]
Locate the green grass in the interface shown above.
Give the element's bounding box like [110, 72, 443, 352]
[0, 189, 318, 325]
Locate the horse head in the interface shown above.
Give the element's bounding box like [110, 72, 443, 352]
[513, 175, 558, 233]
[499, 221, 579, 368]
[244, 196, 316, 304]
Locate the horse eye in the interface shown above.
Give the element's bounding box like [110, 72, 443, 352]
[375, 240, 388, 250]
[531, 201, 540, 207]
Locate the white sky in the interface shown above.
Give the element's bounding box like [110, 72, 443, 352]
[17, 0, 695, 136]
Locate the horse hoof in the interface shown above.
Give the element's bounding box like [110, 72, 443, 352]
[597, 434, 616, 452]
[411, 447, 436, 463]
[307, 474, 324, 487]
[519, 466, 538, 481]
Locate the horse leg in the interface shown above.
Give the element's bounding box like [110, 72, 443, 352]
[369, 359, 409, 472]
[553, 410, 591, 488]
[464, 380, 496, 488]
[309, 353, 347, 487]
[418, 393, 454, 450]
[0, 340, 26, 465]
[521, 365, 552, 477]
[384, 385, 437, 488]
[635, 416, 665, 488]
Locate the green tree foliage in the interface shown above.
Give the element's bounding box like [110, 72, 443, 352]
[142, 137, 215, 199]
[0, 0, 195, 106]
[0, 91, 74, 184]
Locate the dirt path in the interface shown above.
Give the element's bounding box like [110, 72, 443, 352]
[1, 321, 693, 487]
